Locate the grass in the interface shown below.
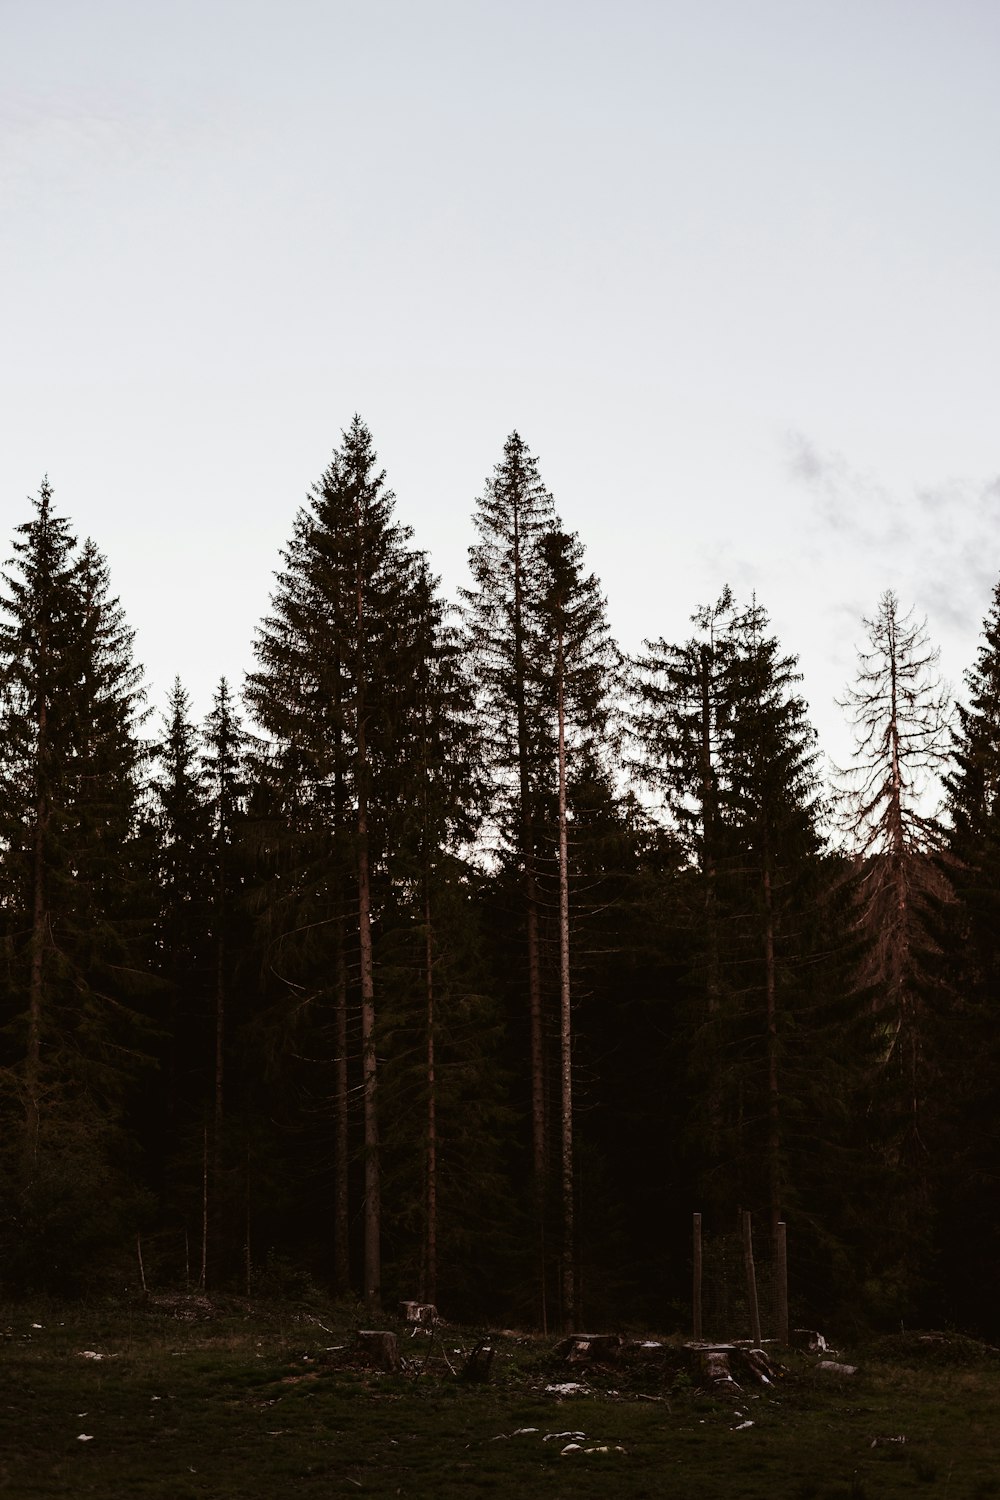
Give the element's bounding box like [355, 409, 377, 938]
[2, 1301, 999, 1498]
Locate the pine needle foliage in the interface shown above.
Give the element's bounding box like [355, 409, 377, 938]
[0, 483, 151, 1290]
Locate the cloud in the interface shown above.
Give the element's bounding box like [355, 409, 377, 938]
[783, 430, 893, 546]
[785, 431, 830, 485]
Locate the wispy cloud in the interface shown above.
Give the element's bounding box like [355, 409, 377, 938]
[785, 430, 1000, 638]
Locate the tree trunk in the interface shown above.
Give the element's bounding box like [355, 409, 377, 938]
[424, 885, 438, 1306]
[333, 686, 351, 1297]
[333, 907, 351, 1296]
[762, 854, 781, 1246]
[210, 847, 226, 1286]
[356, 549, 380, 1317]
[511, 497, 548, 1325]
[27, 695, 48, 1161]
[556, 628, 574, 1332]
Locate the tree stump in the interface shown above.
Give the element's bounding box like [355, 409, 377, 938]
[554, 1333, 624, 1365]
[399, 1301, 437, 1326]
[684, 1341, 786, 1390]
[688, 1344, 741, 1389]
[356, 1330, 401, 1373]
[792, 1328, 829, 1353]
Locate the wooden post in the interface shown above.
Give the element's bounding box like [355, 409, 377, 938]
[775, 1220, 789, 1344]
[742, 1210, 762, 1345]
[692, 1212, 703, 1340]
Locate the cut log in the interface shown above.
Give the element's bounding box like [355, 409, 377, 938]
[741, 1347, 781, 1386]
[356, 1330, 400, 1373]
[817, 1360, 857, 1376]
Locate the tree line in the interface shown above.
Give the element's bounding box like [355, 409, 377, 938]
[2, 418, 999, 1335]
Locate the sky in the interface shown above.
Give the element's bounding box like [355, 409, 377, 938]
[3, 0, 999, 786]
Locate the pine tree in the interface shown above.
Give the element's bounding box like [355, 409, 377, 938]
[202, 683, 248, 1151]
[149, 677, 215, 1281]
[0, 484, 150, 1288]
[391, 561, 482, 1304]
[151, 678, 211, 995]
[723, 599, 824, 1245]
[946, 578, 1000, 997]
[634, 593, 829, 1256]
[461, 432, 558, 1319]
[632, 590, 738, 1215]
[246, 416, 420, 1312]
[536, 527, 622, 1329]
[939, 580, 1000, 1324]
[837, 589, 953, 1309]
[463, 433, 556, 1173]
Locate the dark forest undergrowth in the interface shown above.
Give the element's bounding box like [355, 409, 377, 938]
[2, 1300, 999, 1498]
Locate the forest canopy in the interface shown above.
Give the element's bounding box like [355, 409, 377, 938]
[2, 422, 998, 1338]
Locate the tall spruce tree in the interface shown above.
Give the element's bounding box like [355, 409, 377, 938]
[634, 593, 828, 1251]
[149, 677, 215, 1281]
[201, 676, 250, 1274]
[387, 561, 482, 1304]
[723, 599, 824, 1244]
[461, 432, 558, 1318]
[246, 416, 420, 1312]
[837, 589, 953, 1311]
[536, 527, 622, 1329]
[939, 580, 1000, 1322]
[0, 484, 150, 1288]
[946, 578, 1000, 998]
[632, 591, 738, 1216]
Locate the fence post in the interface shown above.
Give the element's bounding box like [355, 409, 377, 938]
[742, 1210, 762, 1345]
[775, 1220, 789, 1344]
[692, 1212, 703, 1340]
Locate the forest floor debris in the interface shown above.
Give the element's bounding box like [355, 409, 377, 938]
[3, 1300, 1000, 1498]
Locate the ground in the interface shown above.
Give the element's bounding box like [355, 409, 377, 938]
[2, 1300, 998, 1498]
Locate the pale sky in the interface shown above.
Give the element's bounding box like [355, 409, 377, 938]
[3, 0, 999, 784]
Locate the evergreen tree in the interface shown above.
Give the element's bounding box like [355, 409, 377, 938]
[462, 434, 557, 1194]
[201, 677, 251, 1268]
[461, 432, 558, 1319]
[536, 527, 622, 1329]
[634, 593, 831, 1260]
[246, 416, 421, 1312]
[723, 599, 824, 1245]
[0, 484, 150, 1289]
[384, 561, 484, 1304]
[940, 580, 1000, 1325]
[149, 677, 214, 1281]
[837, 589, 953, 1312]
[946, 578, 1000, 999]
[632, 591, 738, 1215]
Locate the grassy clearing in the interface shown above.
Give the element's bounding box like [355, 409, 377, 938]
[2, 1302, 999, 1498]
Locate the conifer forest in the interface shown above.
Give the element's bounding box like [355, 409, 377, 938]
[4, 416, 1000, 1338]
